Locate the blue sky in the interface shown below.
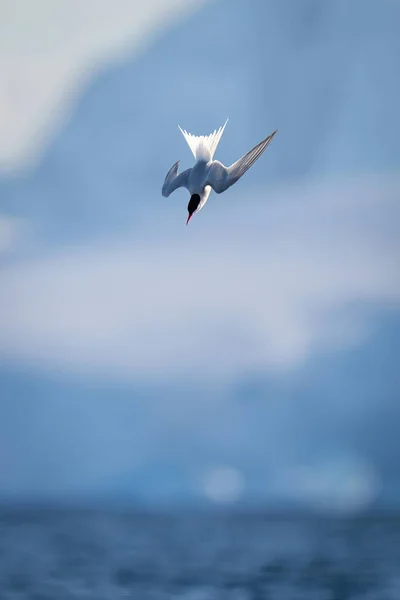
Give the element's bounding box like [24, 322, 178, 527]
[0, 0, 399, 511]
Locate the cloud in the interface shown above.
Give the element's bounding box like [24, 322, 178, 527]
[0, 175, 399, 381]
[0, 216, 24, 254]
[0, 0, 209, 172]
[201, 467, 245, 504]
[275, 454, 380, 514]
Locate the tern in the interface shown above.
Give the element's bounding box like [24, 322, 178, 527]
[162, 119, 277, 224]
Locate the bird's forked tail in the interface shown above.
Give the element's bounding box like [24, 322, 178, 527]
[178, 119, 228, 162]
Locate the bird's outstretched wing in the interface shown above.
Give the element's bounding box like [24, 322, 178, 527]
[162, 161, 191, 197]
[206, 130, 277, 194]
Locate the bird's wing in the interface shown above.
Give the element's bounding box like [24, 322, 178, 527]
[206, 130, 277, 194]
[162, 161, 191, 197]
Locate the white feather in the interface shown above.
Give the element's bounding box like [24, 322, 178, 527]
[178, 118, 228, 162]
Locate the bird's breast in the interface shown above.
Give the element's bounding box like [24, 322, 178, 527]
[188, 161, 210, 194]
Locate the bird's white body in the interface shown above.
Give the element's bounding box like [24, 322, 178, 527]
[162, 120, 277, 223]
[186, 162, 212, 210]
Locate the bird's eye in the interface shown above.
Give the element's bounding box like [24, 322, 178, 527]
[188, 194, 201, 213]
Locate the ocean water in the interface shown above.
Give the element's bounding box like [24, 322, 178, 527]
[0, 509, 399, 599]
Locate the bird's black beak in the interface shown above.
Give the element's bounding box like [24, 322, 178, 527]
[186, 213, 193, 225]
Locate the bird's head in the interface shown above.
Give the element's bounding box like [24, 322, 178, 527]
[186, 194, 201, 225]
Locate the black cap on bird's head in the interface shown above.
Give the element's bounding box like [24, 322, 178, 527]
[186, 194, 201, 225]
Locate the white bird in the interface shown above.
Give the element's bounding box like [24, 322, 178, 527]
[162, 119, 277, 224]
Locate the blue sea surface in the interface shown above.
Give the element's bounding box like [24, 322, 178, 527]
[0, 508, 399, 599]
